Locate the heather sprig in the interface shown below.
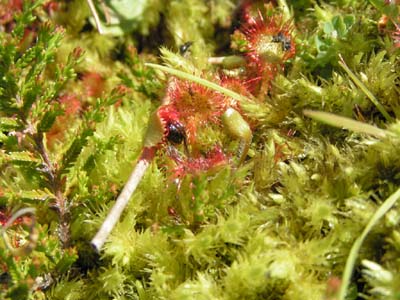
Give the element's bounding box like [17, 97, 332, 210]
[0, 2, 130, 298]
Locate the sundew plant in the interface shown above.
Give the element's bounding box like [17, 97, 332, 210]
[1, 1, 400, 299]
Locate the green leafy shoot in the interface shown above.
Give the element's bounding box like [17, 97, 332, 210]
[368, 0, 399, 19]
[338, 187, 400, 300]
[303, 110, 389, 138]
[338, 54, 393, 122]
[12, 0, 43, 39]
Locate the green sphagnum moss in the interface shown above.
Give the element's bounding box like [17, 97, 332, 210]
[1, 1, 400, 300]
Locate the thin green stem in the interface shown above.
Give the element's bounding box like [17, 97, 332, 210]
[338, 55, 393, 122]
[145, 63, 252, 104]
[338, 187, 400, 300]
[303, 110, 389, 138]
[208, 55, 246, 69]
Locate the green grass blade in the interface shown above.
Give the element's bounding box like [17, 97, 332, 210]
[338, 55, 393, 122]
[338, 187, 400, 300]
[303, 110, 388, 138]
[145, 63, 251, 104]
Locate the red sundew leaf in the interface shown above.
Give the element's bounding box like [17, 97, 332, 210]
[0, 0, 23, 25]
[0, 211, 8, 226]
[59, 93, 81, 116]
[46, 94, 81, 146]
[239, 10, 296, 95]
[157, 104, 181, 124]
[0, 209, 25, 227]
[325, 276, 342, 299]
[44, 1, 60, 16]
[241, 0, 277, 25]
[81, 72, 106, 98]
[18, 28, 37, 52]
[168, 78, 226, 121]
[165, 78, 230, 144]
[242, 13, 296, 63]
[247, 61, 279, 95]
[8, 0, 22, 10]
[156, 104, 181, 143]
[219, 75, 251, 109]
[184, 120, 198, 146]
[169, 145, 229, 180]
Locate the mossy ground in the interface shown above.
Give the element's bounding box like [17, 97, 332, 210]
[1, 1, 400, 299]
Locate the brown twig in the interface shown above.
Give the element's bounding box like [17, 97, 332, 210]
[34, 133, 71, 248]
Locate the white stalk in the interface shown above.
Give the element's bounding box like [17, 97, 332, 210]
[91, 158, 150, 252]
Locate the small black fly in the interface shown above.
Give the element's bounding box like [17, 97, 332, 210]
[272, 32, 291, 52]
[166, 121, 186, 145]
[166, 120, 189, 156]
[179, 41, 193, 55]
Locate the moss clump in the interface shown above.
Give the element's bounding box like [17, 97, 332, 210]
[1, 1, 400, 300]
